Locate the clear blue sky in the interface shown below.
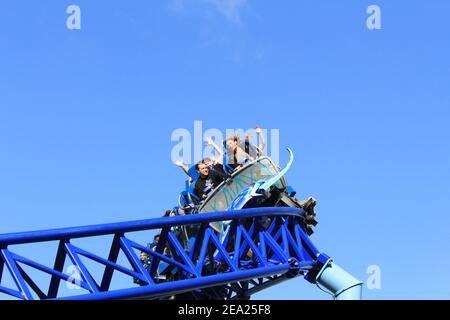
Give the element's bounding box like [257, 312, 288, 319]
[1, 0, 449, 299]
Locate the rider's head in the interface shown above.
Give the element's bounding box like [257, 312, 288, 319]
[196, 161, 209, 177]
[202, 158, 213, 168]
[224, 134, 240, 165]
[225, 134, 240, 150]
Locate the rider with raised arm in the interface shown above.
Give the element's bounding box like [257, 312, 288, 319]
[193, 161, 225, 200]
[224, 134, 254, 171]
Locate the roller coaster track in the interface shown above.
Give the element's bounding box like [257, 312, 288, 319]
[0, 207, 347, 300]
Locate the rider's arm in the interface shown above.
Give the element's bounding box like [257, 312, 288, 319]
[207, 137, 224, 157]
[255, 126, 265, 154]
[174, 160, 189, 175]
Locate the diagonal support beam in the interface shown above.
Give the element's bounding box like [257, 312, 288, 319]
[0, 249, 33, 300]
[208, 230, 237, 272]
[16, 264, 47, 299]
[0, 285, 24, 300]
[48, 239, 67, 298]
[100, 234, 122, 291]
[126, 238, 194, 276]
[8, 251, 91, 291]
[0, 253, 4, 283]
[149, 227, 169, 279]
[120, 237, 154, 285]
[65, 242, 99, 292]
[240, 226, 268, 267]
[167, 231, 199, 277]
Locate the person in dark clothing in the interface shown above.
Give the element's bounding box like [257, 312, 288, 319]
[150, 234, 160, 251]
[194, 161, 225, 200]
[202, 157, 227, 179]
[133, 249, 151, 286]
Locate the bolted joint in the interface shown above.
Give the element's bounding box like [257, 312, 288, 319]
[286, 258, 301, 278]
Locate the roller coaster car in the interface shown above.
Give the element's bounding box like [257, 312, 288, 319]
[197, 148, 318, 235]
[157, 148, 317, 283]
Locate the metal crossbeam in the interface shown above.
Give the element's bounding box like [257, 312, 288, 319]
[0, 207, 324, 300]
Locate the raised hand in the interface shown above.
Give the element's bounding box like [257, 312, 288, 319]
[175, 159, 184, 167]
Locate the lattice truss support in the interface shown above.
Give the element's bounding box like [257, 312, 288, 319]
[0, 208, 325, 300]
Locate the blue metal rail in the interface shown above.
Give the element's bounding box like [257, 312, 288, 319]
[0, 207, 326, 300]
